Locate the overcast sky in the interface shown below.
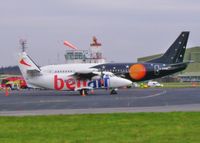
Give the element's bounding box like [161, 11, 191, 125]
[0, 0, 200, 66]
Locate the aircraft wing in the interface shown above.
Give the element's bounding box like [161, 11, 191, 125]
[170, 61, 191, 66]
[73, 69, 100, 80]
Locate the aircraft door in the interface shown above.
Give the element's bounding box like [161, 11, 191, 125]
[154, 65, 160, 75]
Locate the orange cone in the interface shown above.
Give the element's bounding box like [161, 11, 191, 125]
[91, 90, 94, 94]
[82, 90, 86, 96]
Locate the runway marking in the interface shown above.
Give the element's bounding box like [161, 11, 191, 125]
[1, 103, 200, 116]
[136, 90, 167, 99]
[38, 99, 70, 103]
[115, 90, 167, 100]
[0, 90, 167, 105]
[0, 100, 70, 105]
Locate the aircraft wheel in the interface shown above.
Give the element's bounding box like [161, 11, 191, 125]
[80, 89, 88, 96]
[110, 89, 118, 95]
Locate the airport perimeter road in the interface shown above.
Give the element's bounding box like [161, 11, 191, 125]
[0, 88, 200, 116]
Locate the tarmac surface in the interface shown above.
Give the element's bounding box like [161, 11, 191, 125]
[0, 88, 200, 116]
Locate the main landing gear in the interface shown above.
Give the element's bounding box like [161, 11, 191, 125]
[80, 89, 88, 96]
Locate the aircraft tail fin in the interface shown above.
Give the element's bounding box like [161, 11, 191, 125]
[147, 31, 190, 64]
[18, 52, 41, 81]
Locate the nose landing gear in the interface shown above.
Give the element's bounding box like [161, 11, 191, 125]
[110, 88, 118, 95]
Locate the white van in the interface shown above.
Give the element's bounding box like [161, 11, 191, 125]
[147, 81, 163, 87]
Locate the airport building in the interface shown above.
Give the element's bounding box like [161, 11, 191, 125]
[138, 46, 200, 82]
[64, 36, 105, 64]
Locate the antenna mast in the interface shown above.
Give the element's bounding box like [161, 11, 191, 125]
[19, 39, 27, 52]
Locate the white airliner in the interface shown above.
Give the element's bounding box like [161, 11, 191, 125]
[18, 31, 190, 95]
[18, 52, 132, 95]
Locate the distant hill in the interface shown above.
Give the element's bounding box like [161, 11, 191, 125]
[0, 66, 21, 75]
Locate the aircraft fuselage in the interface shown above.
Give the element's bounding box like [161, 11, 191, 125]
[92, 62, 188, 82]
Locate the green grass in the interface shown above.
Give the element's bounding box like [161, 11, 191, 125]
[162, 82, 200, 88]
[0, 112, 200, 143]
[137, 82, 200, 88]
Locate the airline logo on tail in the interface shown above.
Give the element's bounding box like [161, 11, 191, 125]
[19, 59, 31, 67]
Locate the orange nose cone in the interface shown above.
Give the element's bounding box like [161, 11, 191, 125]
[129, 64, 146, 80]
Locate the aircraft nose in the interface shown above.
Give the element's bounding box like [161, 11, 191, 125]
[122, 78, 132, 87]
[109, 77, 132, 88]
